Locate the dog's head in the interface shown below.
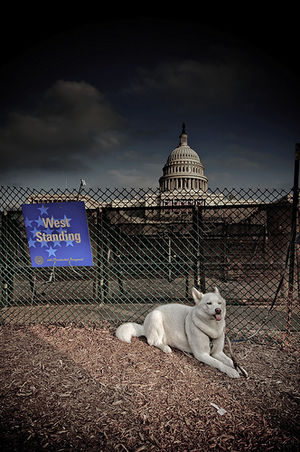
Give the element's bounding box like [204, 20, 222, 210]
[192, 287, 226, 322]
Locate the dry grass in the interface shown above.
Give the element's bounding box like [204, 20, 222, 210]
[0, 324, 299, 451]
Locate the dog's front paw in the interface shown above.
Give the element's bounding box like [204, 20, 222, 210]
[162, 345, 172, 353]
[226, 367, 240, 379]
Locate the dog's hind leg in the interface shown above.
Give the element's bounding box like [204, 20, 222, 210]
[144, 310, 172, 354]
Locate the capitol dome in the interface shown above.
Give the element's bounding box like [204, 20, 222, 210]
[159, 124, 208, 192]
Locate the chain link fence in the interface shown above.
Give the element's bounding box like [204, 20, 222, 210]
[0, 184, 299, 346]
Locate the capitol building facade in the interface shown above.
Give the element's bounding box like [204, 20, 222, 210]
[159, 124, 208, 193]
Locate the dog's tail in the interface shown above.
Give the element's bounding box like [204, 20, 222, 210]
[116, 322, 144, 343]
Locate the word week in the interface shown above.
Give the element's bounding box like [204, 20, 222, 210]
[35, 216, 82, 244]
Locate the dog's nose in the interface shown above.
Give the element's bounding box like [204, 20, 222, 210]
[215, 308, 221, 314]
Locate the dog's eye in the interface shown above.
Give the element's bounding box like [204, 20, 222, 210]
[207, 302, 212, 305]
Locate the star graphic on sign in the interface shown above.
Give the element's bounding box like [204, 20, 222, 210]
[38, 205, 49, 216]
[44, 227, 53, 235]
[65, 239, 74, 247]
[31, 226, 40, 237]
[28, 237, 36, 248]
[40, 240, 48, 248]
[63, 215, 72, 226]
[46, 246, 57, 257]
[35, 216, 45, 228]
[25, 217, 33, 228]
[53, 240, 62, 247]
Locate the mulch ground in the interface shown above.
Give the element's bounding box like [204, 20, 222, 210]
[0, 324, 299, 451]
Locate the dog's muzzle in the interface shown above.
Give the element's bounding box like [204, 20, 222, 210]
[214, 308, 222, 321]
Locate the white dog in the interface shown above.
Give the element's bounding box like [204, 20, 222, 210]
[116, 287, 245, 378]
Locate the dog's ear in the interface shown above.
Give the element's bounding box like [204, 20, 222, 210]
[214, 287, 220, 295]
[192, 287, 203, 304]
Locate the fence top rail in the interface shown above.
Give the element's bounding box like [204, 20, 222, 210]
[101, 202, 294, 213]
[0, 186, 293, 214]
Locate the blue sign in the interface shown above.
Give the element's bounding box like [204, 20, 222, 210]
[22, 202, 94, 267]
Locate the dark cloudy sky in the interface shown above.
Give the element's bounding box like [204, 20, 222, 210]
[1, 13, 299, 191]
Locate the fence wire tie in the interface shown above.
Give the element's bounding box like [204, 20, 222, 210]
[68, 259, 81, 276]
[48, 262, 56, 282]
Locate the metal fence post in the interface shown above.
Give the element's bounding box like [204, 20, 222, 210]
[1, 212, 11, 305]
[101, 209, 110, 302]
[222, 221, 229, 281]
[286, 145, 300, 338]
[193, 206, 205, 292]
[0, 211, 5, 306]
[96, 208, 103, 302]
[289, 145, 299, 293]
[96, 207, 109, 303]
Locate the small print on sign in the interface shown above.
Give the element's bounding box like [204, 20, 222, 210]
[22, 201, 94, 267]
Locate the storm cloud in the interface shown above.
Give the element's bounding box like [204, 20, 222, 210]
[126, 55, 270, 112]
[0, 81, 127, 178]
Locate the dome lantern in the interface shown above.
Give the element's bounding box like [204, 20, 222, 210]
[179, 122, 188, 146]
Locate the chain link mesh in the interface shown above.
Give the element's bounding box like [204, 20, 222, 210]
[0, 185, 299, 346]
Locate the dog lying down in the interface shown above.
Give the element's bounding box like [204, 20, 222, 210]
[116, 287, 247, 379]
